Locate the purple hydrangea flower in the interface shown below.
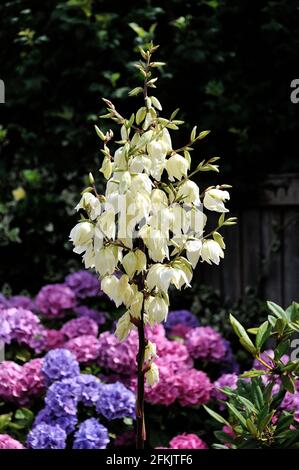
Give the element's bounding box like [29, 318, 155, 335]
[35, 284, 76, 318]
[96, 382, 136, 420]
[213, 373, 239, 403]
[65, 271, 100, 299]
[34, 407, 78, 434]
[165, 310, 200, 331]
[185, 326, 226, 361]
[45, 378, 81, 416]
[42, 349, 80, 385]
[27, 423, 67, 449]
[0, 294, 9, 310]
[0, 307, 47, 351]
[0, 314, 12, 343]
[76, 374, 103, 407]
[73, 418, 109, 449]
[8, 295, 36, 311]
[220, 340, 240, 374]
[74, 305, 106, 326]
[61, 317, 98, 340]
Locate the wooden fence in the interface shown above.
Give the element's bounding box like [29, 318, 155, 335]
[198, 174, 299, 307]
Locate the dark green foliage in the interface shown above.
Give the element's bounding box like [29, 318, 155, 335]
[0, 1, 298, 292]
[206, 301, 299, 448]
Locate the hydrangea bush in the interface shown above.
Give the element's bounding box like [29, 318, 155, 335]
[0, 274, 299, 448]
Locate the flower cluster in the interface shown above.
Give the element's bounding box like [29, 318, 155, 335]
[0, 308, 46, 352]
[185, 326, 226, 362]
[27, 349, 136, 449]
[65, 270, 100, 299]
[35, 284, 76, 318]
[0, 359, 45, 405]
[0, 434, 25, 449]
[98, 325, 213, 407]
[169, 433, 208, 449]
[69, 43, 235, 384]
[165, 309, 200, 339]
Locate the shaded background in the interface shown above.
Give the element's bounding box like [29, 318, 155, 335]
[0, 0, 298, 316]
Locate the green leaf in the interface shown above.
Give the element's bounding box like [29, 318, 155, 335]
[203, 405, 230, 426]
[226, 402, 248, 429]
[281, 375, 296, 393]
[240, 369, 267, 378]
[214, 430, 235, 444]
[256, 321, 271, 350]
[240, 337, 257, 355]
[267, 301, 287, 320]
[251, 379, 264, 409]
[246, 418, 258, 437]
[0, 413, 12, 431]
[190, 125, 197, 141]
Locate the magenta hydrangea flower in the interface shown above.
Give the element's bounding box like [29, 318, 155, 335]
[22, 358, 45, 398]
[64, 335, 100, 363]
[0, 361, 28, 404]
[44, 329, 65, 351]
[0, 359, 44, 405]
[35, 284, 76, 318]
[65, 270, 100, 299]
[0, 434, 24, 449]
[61, 317, 98, 340]
[97, 331, 138, 375]
[185, 326, 226, 361]
[168, 323, 193, 339]
[169, 433, 208, 449]
[145, 362, 181, 406]
[213, 373, 239, 402]
[177, 369, 212, 407]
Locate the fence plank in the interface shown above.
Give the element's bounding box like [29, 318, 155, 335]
[221, 210, 242, 302]
[241, 209, 261, 292]
[283, 209, 299, 306]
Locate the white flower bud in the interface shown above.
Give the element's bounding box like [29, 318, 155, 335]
[69, 222, 94, 246]
[75, 193, 101, 220]
[200, 239, 224, 265]
[115, 311, 132, 342]
[166, 153, 190, 181]
[144, 340, 157, 362]
[145, 362, 159, 386]
[203, 188, 230, 213]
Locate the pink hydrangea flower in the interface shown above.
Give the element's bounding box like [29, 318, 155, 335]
[64, 335, 100, 363]
[169, 433, 208, 449]
[185, 326, 226, 361]
[23, 358, 45, 398]
[0, 361, 28, 404]
[0, 434, 24, 449]
[0, 359, 45, 405]
[177, 369, 212, 406]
